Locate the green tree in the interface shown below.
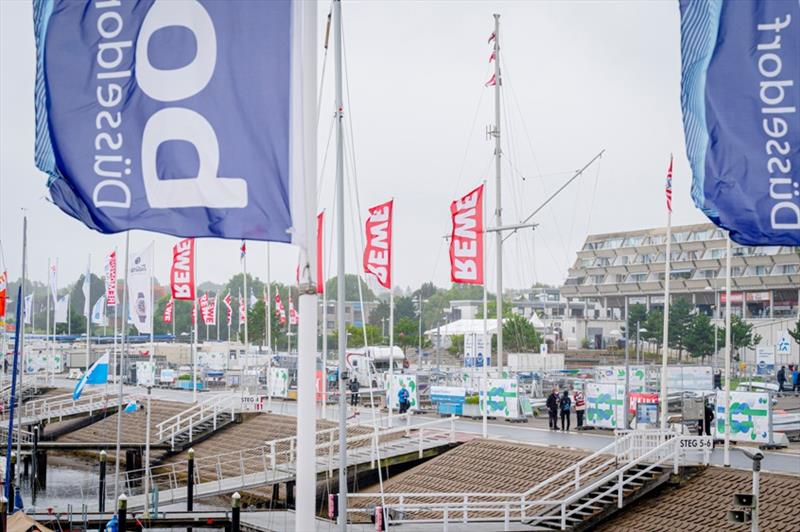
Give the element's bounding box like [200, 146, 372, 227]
[368, 299, 390, 327]
[324, 274, 375, 301]
[502, 313, 542, 353]
[247, 299, 267, 347]
[788, 317, 800, 346]
[476, 300, 512, 320]
[394, 316, 419, 349]
[413, 282, 439, 300]
[668, 298, 693, 360]
[329, 324, 383, 348]
[684, 313, 716, 362]
[394, 296, 417, 321]
[644, 308, 664, 348]
[626, 303, 647, 343]
[448, 334, 465, 355]
[721, 315, 763, 360]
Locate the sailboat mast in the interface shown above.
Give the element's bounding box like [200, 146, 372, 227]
[493, 14, 504, 370]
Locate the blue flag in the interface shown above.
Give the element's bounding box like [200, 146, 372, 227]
[679, 0, 799, 245]
[33, 0, 315, 244]
[73, 351, 109, 400]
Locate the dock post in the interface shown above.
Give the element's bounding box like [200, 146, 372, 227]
[231, 492, 241, 532]
[118, 494, 127, 531]
[187, 448, 194, 532]
[98, 450, 107, 512]
[286, 480, 295, 508]
[31, 425, 39, 489]
[1, 495, 7, 532]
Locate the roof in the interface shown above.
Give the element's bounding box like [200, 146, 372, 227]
[424, 314, 546, 336]
[597, 466, 800, 532]
[7, 513, 55, 532]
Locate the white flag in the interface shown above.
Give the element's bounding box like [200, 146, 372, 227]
[127, 244, 154, 335]
[91, 295, 107, 325]
[82, 260, 91, 315]
[24, 294, 33, 325]
[55, 294, 70, 323]
[49, 263, 58, 303]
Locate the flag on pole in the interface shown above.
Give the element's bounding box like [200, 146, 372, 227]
[33, 2, 316, 245]
[208, 295, 218, 326]
[238, 291, 246, 325]
[489, 51, 496, 63]
[665, 155, 673, 214]
[55, 294, 69, 323]
[162, 298, 174, 324]
[289, 296, 298, 326]
[487, 31, 496, 44]
[49, 263, 58, 303]
[73, 351, 109, 400]
[363, 199, 393, 290]
[170, 238, 196, 300]
[224, 293, 233, 326]
[484, 74, 496, 87]
[91, 295, 107, 325]
[0, 271, 7, 326]
[24, 294, 33, 325]
[449, 184, 485, 285]
[82, 261, 91, 315]
[240, 241, 247, 259]
[249, 289, 257, 309]
[127, 244, 154, 335]
[200, 293, 214, 326]
[105, 252, 117, 306]
[275, 293, 287, 325]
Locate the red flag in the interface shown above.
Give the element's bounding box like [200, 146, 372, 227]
[317, 212, 325, 294]
[488, 51, 496, 63]
[484, 73, 496, 87]
[199, 293, 211, 325]
[238, 291, 246, 325]
[449, 184, 484, 285]
[665, 155, 673, 214]
[207, 295, 217, 326]
[170, 238, 196, 300]
[240, 241, 247, 259]
[487, 32, 495, 44]
[162, 298, 174, 324]
[289, 296, 298, 325]
[223, 292, 232, 326]
[191, 300, 197, 325]
[362, 199, 393, 289]
[275, 293, 287, 325]
[0, 271, 7, 325]
[105, 251, 117, 306]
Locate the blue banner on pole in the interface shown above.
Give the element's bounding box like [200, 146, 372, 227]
[33, 0, 301, 242]
[679, 0, 799, 245]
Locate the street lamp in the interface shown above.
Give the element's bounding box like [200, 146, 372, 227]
[417, 295, 429, 365]
[636, 325, 647, 364]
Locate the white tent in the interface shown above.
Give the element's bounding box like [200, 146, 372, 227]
[424, 319, 500, 338]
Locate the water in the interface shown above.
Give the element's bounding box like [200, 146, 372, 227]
[15, 464, 98, 511]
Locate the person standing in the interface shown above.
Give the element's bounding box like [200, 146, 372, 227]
[702, 401, 715, 436]
[572, 387, 586, 429]
[559, 390, 572, 432]
[349, 377, 360, 407]
[792, 365, 799, 394]
[777, 366, 786, 393]
[398, 385, 410, 414]
[546, 388, 560, 430]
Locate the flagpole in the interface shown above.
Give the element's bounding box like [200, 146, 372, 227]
[242, 245, 249, 392]
[482, 179, 488, 438]
[112, 250, 118, 387]
[388, 212, 395, 428]
[723, 234, 732, 466]
[215, 295, 219, 342]
[113, 232, 130, 504]
[143, 243, 155, 515]
[86, 254, 91, 372]
[492, 13, 504, 372]
[660, 157, 673, 431]
[16, 215, 27, 491]
[46, 258, 51, 383]
[266, 244, 273, 413]
[193, 297, 198, 403]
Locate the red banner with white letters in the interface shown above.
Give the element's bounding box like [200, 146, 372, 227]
[105, 251, 117, 306]
[449, 185, 484, 285]
[162, 298, 174, 324]
[223, 293, 232, 326]
[275, 293, 287, 325]
[170, 238, 196, 300]
[362, 199, 393, 289]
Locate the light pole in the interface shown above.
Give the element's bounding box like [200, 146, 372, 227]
[636, 324, 646, 365]
[417, 295, 427, 366]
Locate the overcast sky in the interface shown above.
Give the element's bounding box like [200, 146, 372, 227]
[0, 0, 707, 293]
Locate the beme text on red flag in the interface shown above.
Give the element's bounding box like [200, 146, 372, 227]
[362, 199, 393, 289]
[170, 238, 196, 300]
[449, 184, 484, 285]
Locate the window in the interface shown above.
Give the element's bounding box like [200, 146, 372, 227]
[614, 255, 633, 266]
[565, 277, 585, 286]
[670, 269, 693, 280]
[587, 275, 605, 284]
[623, 235, 644, 247]
[648, 235, 666, 245]
[694, 269, 717, 279]
[774, 264, 798, 275]
[626, 273, 647, 283]
[605, 274, 625, 284]
[689, 230, 711, 242]
[594, 257, 612, 267]
[599, 238, 624, 249]
[705, 248, 726, 260]
[671, 231, 690, 243]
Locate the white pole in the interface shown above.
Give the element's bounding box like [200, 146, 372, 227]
[294, 0, 317, 528]
[266, 244, 272, 353]
[86, 254, 91, 372]
[243, 246, 249, 392]
[388, 230, 394, 428]
[46, 258, 51, 382]
[192, 298, 198, 403]
[16, 215, 27, 489]
[492, 13, 504, 371]
[660, 209, 672, 431]
[724, 235, 732, 466]
[143, 243, 155, 514]
[334, 0, 348, 527]
[113, 232, 130, 503]
[482, 179, 488, 438]
[321, 263, 328, 420]
[113, 250, 118, 385]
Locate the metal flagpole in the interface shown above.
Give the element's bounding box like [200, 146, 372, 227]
[143, 244, 155, 514]
[492, 13, 504, 372]
[16, 216, 27, 490]
[388, 207, 394, 428]
[660, 159, 673, 431]
[267, 245, 273, 412]
[113, 232, 129, 504]
[46, 258, 51, 382]
[243, 245, 249, 391]
[723, 234, 732, 466]
[334, 0, 348, 527]
[294, 0, 318, 528]
[215, 295, 219, 342]
[86, 254, 91, 372]
[192, 298, 198, 403]
[482, 180, 488, 438]
[172, 299, 176, 341]
[624, 296, 630, 429]
[112, 251, 118, 386]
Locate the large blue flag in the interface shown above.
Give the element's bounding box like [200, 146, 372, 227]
[33, 0, 315, 245]
[73, 351, 109, 400]
[679, 0, 799, 245]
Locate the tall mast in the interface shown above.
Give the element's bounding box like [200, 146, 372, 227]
[492, 13, 504, 370]
[334, 0, 348, 528]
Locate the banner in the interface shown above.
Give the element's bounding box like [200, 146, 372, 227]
[83, 261, 91, 314]
[385, 374, 418, 411]
[586, 382, 625, 429]
[24, 295, 33, 325]
[679, 1, 800, 245]
[289, 296, 298, 325]
[49, 263, 58, 303]
[317, 212, 324, 293]
[127, 244, 154, 334]
[223, 292, 232, 326]
[170, 238, 196, 300]
[55, 294, 70, 323]
[480, 378, 519, 419]
[716, 390, 771, 443]
[91, 295, 107, 325]
[33, 0, 316, 246]
[449, 184, 484, 284]
[363, 199, 393, 289]
[275, 293, 287, 325]
[162, 298, 174, 324]
[0, 271, 6, 326]
[104, 251, 117, 306]
[238, 292, 246, 325]
[756, 346, 776, 376]
[208, 295, 218, 326]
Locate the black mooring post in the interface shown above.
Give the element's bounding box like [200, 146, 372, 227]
[8, 453, 15, 499]
[98, 450, 107, 512]
[187, 448, 194, 532]
[31, 425, 39, 490]
[231, 492, 241, 532]
[118, 494, 127, 531]
[0, 495, 8, 532]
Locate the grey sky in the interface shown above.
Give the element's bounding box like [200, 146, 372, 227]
[0, 0, 707, 293]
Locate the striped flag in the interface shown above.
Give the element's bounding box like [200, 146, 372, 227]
[665, 155, 673, 213]
[240, 241, 247, 259]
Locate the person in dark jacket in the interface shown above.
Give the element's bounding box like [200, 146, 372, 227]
[546, 389, 560, 430]
[701, 401, 715, 436]
[349, 377, 360, 406]
[777, 366, 786, 393]
[559, 390, 572, 431]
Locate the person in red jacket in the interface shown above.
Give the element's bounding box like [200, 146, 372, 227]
[572, 386, 586, 429]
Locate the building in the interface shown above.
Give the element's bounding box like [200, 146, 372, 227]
[318, 300, 379, 330]
[560, 222, 799, 361]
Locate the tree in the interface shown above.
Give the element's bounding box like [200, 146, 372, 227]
[684, 313, 716, 362]
[247, 299, 267, 347]
[394, 296, 417, 321]
[626, 303, 647, 343]
[668, 298, 693, 360]
[789, 317, 800, 346]
[394, 316, 419, 349]
[643, 308, 664, 348]
[448, 334, 464, 355]
[476, 300, 512, 320]
[368, 299, 390, 328]
[413, 282, 439, 300]
[502, 313, 542, 353]
[721, 315, 763, 360]
[324, 274, 375, 301]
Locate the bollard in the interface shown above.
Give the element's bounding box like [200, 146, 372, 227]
[31, 426, 39, 490]
[271, 484, 280, 509]
[231, 492, 241, 532]
[187, 448, 194, 532]
[98, 450, 107, 513]
[118, 494, 128, 532]
[0, 495, 7, 532]
[285, 480, 295, 508]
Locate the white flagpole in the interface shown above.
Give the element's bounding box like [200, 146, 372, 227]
[660, 166, 672, 431]
[388, 209, 395, 428]
[266, 245, 273, 412]
[723, 234, 732, 466]
[112, 250, 118, 386]
[215, 295, 219, 342]
[243, 246, 249, 392]
[86, 254, 91, 371]
[113, 233, 130, 503]
[46, 258, 51, 383]
[192, 297, 198, 403]
[482, 180, 488, 438]
[16, 215, 28, 489]
[143, 243, 155, 514]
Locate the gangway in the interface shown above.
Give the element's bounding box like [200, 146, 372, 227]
[346, 429, 712, 530]
[17, 390, 129, 426]
[156, 393, 239, 451]
[113, 416, 457, 511]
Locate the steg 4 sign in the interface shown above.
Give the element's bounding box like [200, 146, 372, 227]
[240, 395, 267, 412]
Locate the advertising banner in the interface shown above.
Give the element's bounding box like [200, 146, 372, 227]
[385, 374, 418, 411]
[596, 366, 646, 392]
[586, 382, 625, 429]
[170, 238, 196, 301]
[449, 184, 484, 284]
[666, 366, 713, 392]
[363, 200, 393, 289]
[756, 346, 776, 376]
[269, 367, 289, 398]
[480, 378, 520, 419]
[127, 244, 153, 334]
[716, 390, 771, 443]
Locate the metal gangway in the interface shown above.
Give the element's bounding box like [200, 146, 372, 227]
[156, 393, 239, 450]
[347, 429, 713, 530]
[17, 390, 129, 426]
[114, 415, 457, 511]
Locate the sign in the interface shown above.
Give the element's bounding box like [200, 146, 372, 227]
[679, 1, 800, 245]
[480, 378, 520, 419]
[628, 392, 659, 415]
[679, 436, 715, 450]
[269, 367, 289, 398]
[756, 346, 776, 376]
[776, 335, 791, 356]
[449, 184, 484, 284]
[430, 386, 466, 404]
[136, 361, 156, 387]
[240, 394, 267, 412]
[716, 390, 771, 443]
[105, 252, 117, 306]
[33, 1, 315, 244]
[720, 292, 744, 304]
[385, 374, 418, 411]
[362, 199, 393, 289]
[666, 366, 713, 392]
[127, 244, 153, 334]
[636, 403, 659, 425]
[170, 238, 196, 300]
[586, 382, 625, 429]
[596, 366, 646, 393]
[464, 333, 489, 368]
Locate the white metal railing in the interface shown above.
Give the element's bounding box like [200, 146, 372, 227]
[113, 416, 456, 508]
[156, 393, 239, 449]
[347, 429, 707, 530]
[19, 390, 122, 424]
